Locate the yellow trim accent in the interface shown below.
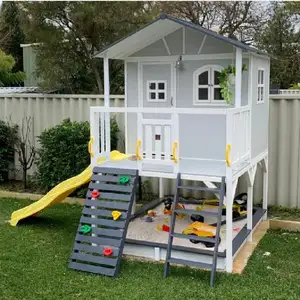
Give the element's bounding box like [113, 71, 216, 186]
[226, 144, 231, 167]
[88, 137, 94, 157]
[172, 141, 179, 163]
[136, 140, 142, 160]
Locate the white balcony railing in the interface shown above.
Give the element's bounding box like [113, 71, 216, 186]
[90, 106, 251, 174]
[226, 106, 251, 169]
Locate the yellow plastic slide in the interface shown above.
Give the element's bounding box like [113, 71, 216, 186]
[10, 151, 130, 226]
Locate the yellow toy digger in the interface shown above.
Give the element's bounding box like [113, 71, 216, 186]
[182, 193, 248, 247]
[196, 193, 248, 219]
[182, 222, 220, 248]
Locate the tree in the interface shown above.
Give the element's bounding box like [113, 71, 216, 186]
[0, 2, 25, 72]
[14, 117, 36, 190]
[158, 1, 219, 29]
[158, 1, 267, 43]
[18, 1, 155, 94]
[0, 50, 26, 86]
[254, 2, 300, 88]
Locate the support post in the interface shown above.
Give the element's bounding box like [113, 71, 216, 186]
[263, 172, 268, 220]
[235, 47, 242, 107]
[262, 157, 268, 220]
[247, 173, 254, 241]
[225, 100, 234, 272]
[225, 175, 233, 273]
[138, 176, 142, 201]
[159, 178, 164, 199]
[104, 54, 111, 158]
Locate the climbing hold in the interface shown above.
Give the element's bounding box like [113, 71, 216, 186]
[80, 224, 92, 234]
[162, 224, 170, 232]
[144, 216, 153, 223]
[147, 210, 156, 217]
[91, 190, 100, 198]
[103, 247, 113, 256]
[156, 224, 170, 232]
[119, 176, 130, 184]
[112, 210, 122, 221]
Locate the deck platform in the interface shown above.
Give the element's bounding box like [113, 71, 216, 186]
[98, 158, 251, 182]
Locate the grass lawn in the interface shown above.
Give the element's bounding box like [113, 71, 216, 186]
[2, 198, 300, 300]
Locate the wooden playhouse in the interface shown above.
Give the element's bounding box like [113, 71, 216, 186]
[70, 14, 269, 285]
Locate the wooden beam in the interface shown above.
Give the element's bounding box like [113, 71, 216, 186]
[103, 54, 111, 154]
[104, 55, 110, 108]
[182, 27, 186, 54]
[197, 35, 207, 54]
[235, 47, 242, 107]
[225, 177, 234, 273]
[247, 184, 253, 241]
[162, 37, 171, 56]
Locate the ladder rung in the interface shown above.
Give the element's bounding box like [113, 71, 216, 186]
[172, 233, 217, 243]
[174, 209, 218, 217]
[168, 258, 212, 269]
[178, 185, 220, 192]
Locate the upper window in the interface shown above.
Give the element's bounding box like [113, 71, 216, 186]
[257, 69, 265, 104]
[147, 80, 167, 102]
[193, 66, 224, 104]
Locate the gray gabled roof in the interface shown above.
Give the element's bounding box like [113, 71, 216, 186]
[94, 13, 268, 59]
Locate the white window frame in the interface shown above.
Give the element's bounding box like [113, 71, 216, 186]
[193, 65, 226, 106]
[146, 80, 167, 102]
[257, 68, 265, 104]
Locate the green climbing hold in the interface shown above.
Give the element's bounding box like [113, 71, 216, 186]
[80, 224, 92, 234]
[119, 176, 130, 184]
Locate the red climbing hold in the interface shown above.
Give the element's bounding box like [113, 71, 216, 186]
[162, 224, 170, 232]
[103, 247, 113, 256]
[91, 190, 100, 198]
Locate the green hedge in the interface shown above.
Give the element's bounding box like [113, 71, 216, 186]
[0, 121, 18, 182]
[36, 117, 119, 192]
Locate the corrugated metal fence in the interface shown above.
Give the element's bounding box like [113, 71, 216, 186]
[269, 94, 300, 207]
[0, 94, 125, 177]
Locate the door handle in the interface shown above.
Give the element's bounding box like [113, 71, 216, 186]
[171, 96, 174, 106]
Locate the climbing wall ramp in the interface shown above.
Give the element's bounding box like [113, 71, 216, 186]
[69, 166, 139, 277]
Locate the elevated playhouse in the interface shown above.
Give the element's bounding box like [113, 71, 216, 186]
[10, 14, 269, 286]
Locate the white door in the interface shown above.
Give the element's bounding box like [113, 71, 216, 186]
[141, 63, 174, 107]
[136, 113, 179, 174]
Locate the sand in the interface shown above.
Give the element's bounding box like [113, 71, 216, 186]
[127, 203, 247, 252]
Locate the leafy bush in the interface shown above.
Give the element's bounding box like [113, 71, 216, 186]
[36, 117, 119, 192]
[0, 120, 18, 182]
[289, 83, 300, 90]
[0, 50, 26, 87]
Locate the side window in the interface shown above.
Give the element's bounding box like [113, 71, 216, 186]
[194, 66, 224, 105]
[196, 70, 209, 102]
[147, 80, 167, 102]
[257, 69, 265, 103]
[212, 70, 223, 101]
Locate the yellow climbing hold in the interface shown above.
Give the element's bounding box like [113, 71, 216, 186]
[112, 210, 122, 221]
[156, 225, 163, 231]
